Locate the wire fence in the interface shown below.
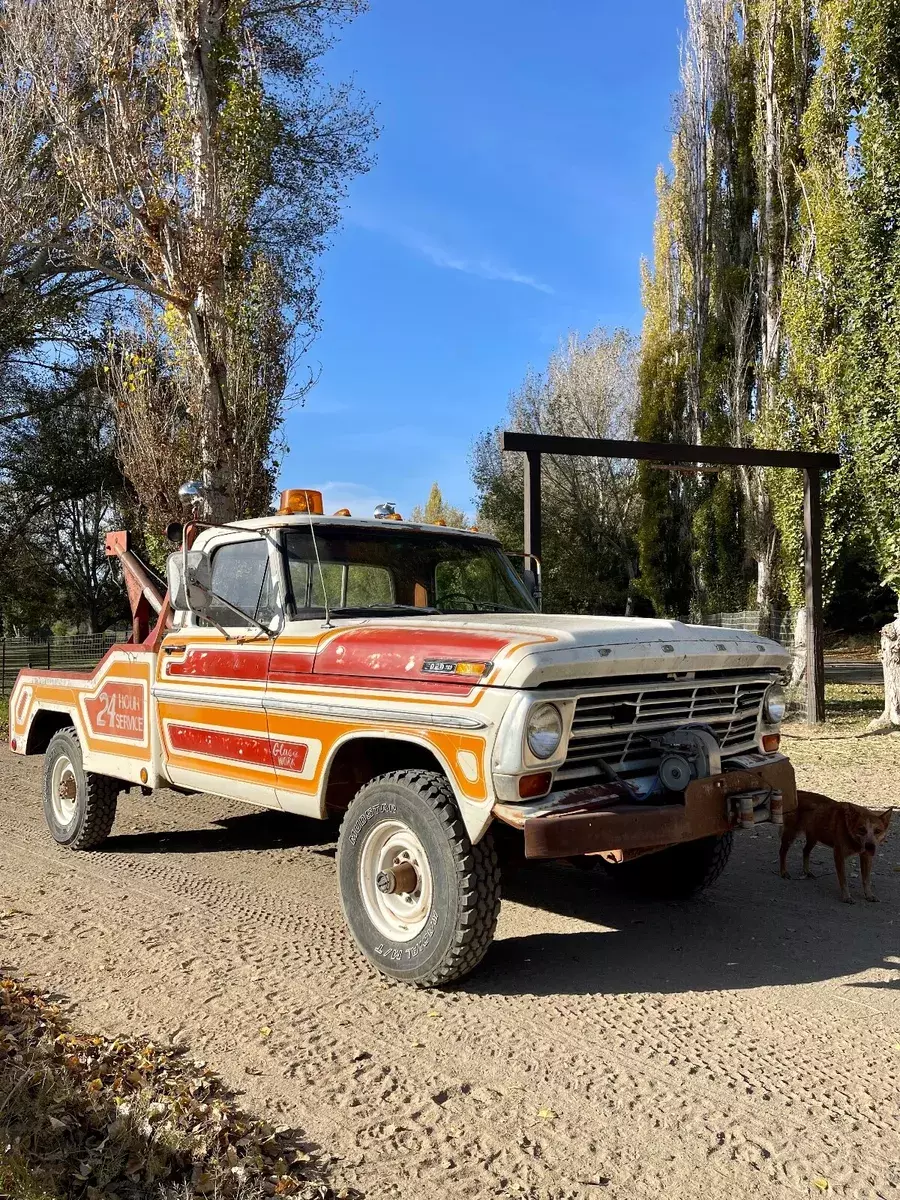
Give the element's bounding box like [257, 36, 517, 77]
[0, 613, 810, 720]
[683, 609, 806, 717]
[0, 632, 128, 695]
[700, 609, 799, 649]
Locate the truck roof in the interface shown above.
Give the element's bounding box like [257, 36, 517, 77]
[205, 513, 500, 541]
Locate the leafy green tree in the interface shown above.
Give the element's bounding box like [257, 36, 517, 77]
[0, 358, 129, 634]
[637, 0, 815, 617]
[410, 484, 469, 529]
[473, 328, 643, 616]
[2, 0, 375, 523]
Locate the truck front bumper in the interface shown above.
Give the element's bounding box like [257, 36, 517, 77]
[493, 753, 797, 861]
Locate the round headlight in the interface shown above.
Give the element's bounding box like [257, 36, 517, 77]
[526, 703, 563, 760]
[763, 682, 786, 724]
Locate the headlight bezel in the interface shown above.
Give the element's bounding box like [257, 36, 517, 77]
[525, 702, 564, 761]
[763, 681, 786, 724]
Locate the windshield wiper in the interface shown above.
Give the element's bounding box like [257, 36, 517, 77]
[436, 603, 527, 614]
[330, 604, 442, 617]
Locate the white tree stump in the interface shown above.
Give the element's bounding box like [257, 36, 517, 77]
[866, 612, 900, 733]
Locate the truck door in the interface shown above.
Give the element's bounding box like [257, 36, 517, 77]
[263, 536, 365, 817]
[155, 534, 282, 808]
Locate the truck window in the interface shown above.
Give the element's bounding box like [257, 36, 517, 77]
[205, 540, 277, 628]
[434, 554, 526, 612]
[281, 527, 536, 615]
[287, 558, 393, 610]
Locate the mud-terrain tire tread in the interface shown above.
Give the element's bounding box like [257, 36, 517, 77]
[42, 727, 119, 850]
[607, 831, 734, 899]
[337, 769, 501, 987]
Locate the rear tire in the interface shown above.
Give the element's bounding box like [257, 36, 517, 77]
[604, 832, 734, 899]
[42, 728, 119, 850]
[337, 769, 501, 987]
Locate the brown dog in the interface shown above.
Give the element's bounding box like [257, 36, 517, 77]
[779, 791, 892, 903]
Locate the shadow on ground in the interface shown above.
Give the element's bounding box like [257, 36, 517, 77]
[102, 799, 900, 1000]
[470, 824, 900, 998]
[103, 807, 338, 855]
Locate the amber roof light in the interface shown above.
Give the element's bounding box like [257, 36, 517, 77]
[278, 488, 323, 515]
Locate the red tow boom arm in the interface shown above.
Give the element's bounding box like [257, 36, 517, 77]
[105, 531, 172, 645]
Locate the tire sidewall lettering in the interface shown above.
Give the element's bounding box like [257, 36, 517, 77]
[347, 801, 397, 847]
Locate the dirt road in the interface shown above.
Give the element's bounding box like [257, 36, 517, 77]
[2, 745, 899, 1200]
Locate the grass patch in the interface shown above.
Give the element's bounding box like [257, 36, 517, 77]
[0, 977, 346, 1200]
[785, 681, 884, 736]
[823, 682, 884, 728]
[823, 631, 881, 660]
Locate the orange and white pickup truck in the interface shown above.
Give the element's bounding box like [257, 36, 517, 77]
[9, 487, 796, 986]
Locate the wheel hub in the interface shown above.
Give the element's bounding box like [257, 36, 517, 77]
[376, 861, 419, 895]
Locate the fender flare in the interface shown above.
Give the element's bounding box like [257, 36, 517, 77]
[319, 728, 495, 843]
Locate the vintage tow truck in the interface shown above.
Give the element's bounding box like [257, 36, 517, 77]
[9, 487, 796, 986]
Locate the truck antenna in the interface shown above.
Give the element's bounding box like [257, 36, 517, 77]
[306, 501, 332, 629]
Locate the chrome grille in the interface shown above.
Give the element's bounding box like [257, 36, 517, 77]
[558, 675, 772, 784]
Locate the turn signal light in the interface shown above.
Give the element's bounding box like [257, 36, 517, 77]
[762, 733, 781, 753]
[278, 488, 323, 515]
[519, 771, 553, 799]
[454, 661, 492, 677]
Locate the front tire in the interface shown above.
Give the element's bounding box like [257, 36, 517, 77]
[604, 832, 734, 899]
[337, 770, 501, 987]
[42, 728, 120, 850]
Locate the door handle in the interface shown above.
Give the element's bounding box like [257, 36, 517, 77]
[163, 644, 187, 655]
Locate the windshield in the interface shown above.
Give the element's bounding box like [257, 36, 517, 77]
[281, 526, 536, 617]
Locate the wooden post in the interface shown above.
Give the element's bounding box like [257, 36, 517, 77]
[803, 469, 826, 723]
[524, 449, 542, 562]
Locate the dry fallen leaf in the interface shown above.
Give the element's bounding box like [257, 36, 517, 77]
[812, 1178, 829, 1192]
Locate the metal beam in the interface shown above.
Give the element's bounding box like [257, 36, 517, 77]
[804, 469, 826, 723]
[502, 431, 840, 472]
[524, 449, 542, 561]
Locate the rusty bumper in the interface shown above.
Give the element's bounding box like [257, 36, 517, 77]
[494, 755, 797, 861]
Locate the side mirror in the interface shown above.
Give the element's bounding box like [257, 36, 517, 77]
[505, 551, 542, 610]
[166, 550, 213, 613]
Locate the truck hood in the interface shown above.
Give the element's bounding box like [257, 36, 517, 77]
[310, 612, 790, 691]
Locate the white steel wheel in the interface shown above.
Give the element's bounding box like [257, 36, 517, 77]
[42, 727, 120, 850]
[49, 753, 78, 826]
[358, 818, 434, 941]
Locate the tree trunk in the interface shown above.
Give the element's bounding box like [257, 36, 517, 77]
[758, 0, 782, 421]
[789, 605, 807, 688]
[866, 612, 900, 733]
[752, 486, 778, 613]
[186, 304, 234, 523]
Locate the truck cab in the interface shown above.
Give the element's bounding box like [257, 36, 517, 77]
[9, 487, 795, 986]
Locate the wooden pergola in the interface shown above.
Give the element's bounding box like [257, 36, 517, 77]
[502, 431, 841, 724]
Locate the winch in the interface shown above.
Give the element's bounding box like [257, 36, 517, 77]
[654, 726, 722, 792]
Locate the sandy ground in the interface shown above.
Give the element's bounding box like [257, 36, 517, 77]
[2, 742, 899, 1200]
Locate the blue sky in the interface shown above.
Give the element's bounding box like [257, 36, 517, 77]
[280, 0, 685, 520]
